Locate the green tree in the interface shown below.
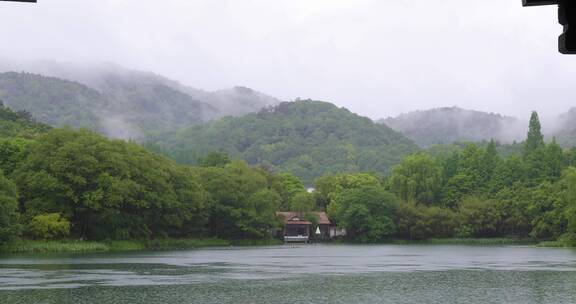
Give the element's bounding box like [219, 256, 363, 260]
[441, 144, 488, 206]
[544, 139, 564, 181]
[480, 140, 500, 185]
[198, 151, 231, 168]
[0, 170, 20, 243]
[198, 160, 280, 239]
[272, 173, 306, 211]
[442, 173, 475, 208]
[493, 185, 532, 236]
[524, 111, 545, 155]
[523, 111, 546, 183]
[395, 203, 456, 240]
[329, 186, 397, 242]
[456, 144, 484, 191]
[290, 192, 315, 214]
[488, 155, 525, 194]
[389, 153, 442, 205]
[243, 189, 282, 237]
[457, 196, 502, 238]
[0, 138, 33, 176]
[314, 173, 381, 209]
[14, 128, 210, 240]
[559, 168, 576, 235]
[529, 182, 565, 240]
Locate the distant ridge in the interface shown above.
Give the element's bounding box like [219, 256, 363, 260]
[381, 107, 526, 147]
[553, 108, 576, 147]
[0, 61, 281, 140]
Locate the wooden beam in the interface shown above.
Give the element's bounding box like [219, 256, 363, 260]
[522, 0, 576, 54]
[559, 2, 576, 54]
[522, 0, 558, 6]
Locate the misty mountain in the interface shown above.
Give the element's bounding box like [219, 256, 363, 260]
[10, 61, 278, 118]
[381, 107, 526, 147]
[553, 108, 576, 147]
[0, 61, 281, 139]
[149, 100, 419, 184]
[0, 72, 109, 132]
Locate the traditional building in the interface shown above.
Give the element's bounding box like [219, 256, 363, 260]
[276, 212, 346, 243]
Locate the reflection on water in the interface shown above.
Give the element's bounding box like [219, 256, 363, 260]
[1, 245, 576, 304]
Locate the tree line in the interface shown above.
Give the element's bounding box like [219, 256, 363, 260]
[320, 112, 576, 244]
[1, 103, 575, 246]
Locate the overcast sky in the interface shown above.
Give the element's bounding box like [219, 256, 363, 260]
[0, 0, 573, 119]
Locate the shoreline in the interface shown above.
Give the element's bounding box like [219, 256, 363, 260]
[0, 237, 572, 255]
[0, 238, 283, 255]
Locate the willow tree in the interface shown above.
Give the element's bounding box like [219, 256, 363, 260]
[390, 153, 442, 205]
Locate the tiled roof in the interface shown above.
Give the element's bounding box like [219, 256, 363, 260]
[276, 211, 332, 225]
[284, 220, 312, 225]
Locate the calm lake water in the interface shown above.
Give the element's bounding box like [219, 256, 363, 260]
[1, 244, 576, 304]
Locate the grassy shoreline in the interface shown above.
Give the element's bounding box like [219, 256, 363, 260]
[0, 238, 283, 254]
[388, 238, 538, 246]
[1, 237, 572, 254]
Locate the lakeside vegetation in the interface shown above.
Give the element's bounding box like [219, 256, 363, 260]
[326, 111, 576, 246]
[0, 100, 576, 254]
[0, 238, 265, 254]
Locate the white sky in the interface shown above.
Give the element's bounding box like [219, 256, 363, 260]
[0, 0, 573, 119]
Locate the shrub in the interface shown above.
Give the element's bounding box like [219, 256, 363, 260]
[27, 213, 71, 240]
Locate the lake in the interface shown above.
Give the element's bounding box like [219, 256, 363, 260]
[1, 244, 576, 304]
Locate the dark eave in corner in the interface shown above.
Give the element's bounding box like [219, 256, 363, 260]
[522, 0, 559, 6]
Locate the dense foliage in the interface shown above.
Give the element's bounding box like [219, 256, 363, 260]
[312, 112, 576, 245]
[0, 101, 574, 247]
[194, 161, 281, 239]
[0, 104, 293, 242]
[151, 100, 419, 185]
[0, 101, 50, 139]
[329, 186, 397, 242]
[0, 102, 50, 177]
[13, 128, 212, 239]
[0, 170, 21, 244]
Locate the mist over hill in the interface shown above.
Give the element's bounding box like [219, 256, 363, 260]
[553, 108, 576, 147]
[149, 100, 419, 184]
[381, 107, 529, 147]
[0, 61, 280, 139]
[0, 72, 110, 132]
[1, 60, 574, 151]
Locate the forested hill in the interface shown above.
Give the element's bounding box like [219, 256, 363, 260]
[0, 72, 109, 133]
[0, 61, 280, 139]
[8, 61, 282, 119]
[0, 101, 50, 138]
[382, 107, 525, 147]
[149, 100, 419, 184]
[0, 71, 216, 140]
